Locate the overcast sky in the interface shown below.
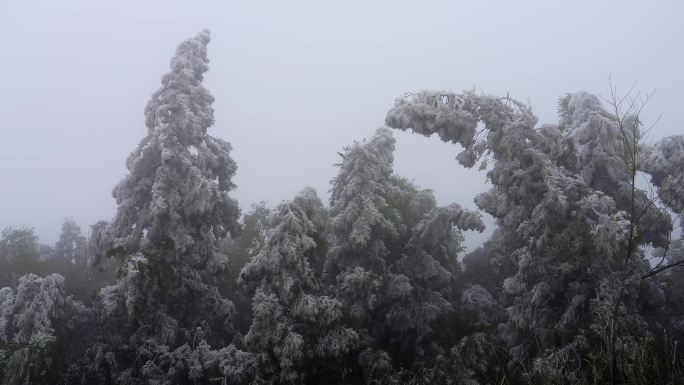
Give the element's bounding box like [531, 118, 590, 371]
[1, 0, 682, 250]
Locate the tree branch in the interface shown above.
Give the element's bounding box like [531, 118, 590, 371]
[642, 258, 684, 279]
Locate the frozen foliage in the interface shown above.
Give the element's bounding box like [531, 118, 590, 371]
[461, 284, 499, 325]
[11, 274, 68, 343]
[451, 332, 505, 385]
[559, 92, 671, 248]
[0, 332, 61, 385]
[3, 27, 684, 384]
[326, 128, 398, 320]
[87, 220, 112, 269]
[389, 203, 484, 361]
[108, 29, 239, 269]
[228, 203, 273, 278]
[53, 218, 87, 265]
[327, 128, 417, 379]
[1, 274, 61, 344]
[241, 189, 358, 384]
[386, 89, 680, 383]
[0, 273, 88, 385]
[76, 30, 243, 384]
[0, 288, 13, 344]
[327, 128, 398, 276]
[386, 91, 535, 169]
[0, 229, 39, 264]
[325, 129, 402, 380]
[325, 127, 487, 380]
[642, 135, 684, 213]
[326, 129, 414, 374]
[0, 228, 42, 288]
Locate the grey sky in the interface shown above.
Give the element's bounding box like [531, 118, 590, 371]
[1, 1, 682, 251]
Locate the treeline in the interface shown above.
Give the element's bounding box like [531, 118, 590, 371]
[0, 221, 116, 304]
[1, 30, 683, 385]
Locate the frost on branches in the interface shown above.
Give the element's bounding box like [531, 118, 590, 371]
[325, 128, 404, 381]
[324, 129, 400, 382]
[107, 29, 239, 269]
[642, 135, 684, 214]
[0, 273, 88, 385]
[53, 218, 87, 265]
[558, 92, 671, 248]
[3, 26, 684, 384]
[325, 127, 486, 381]
[240, 188, 358, 384]
[80, 30, 242, 384]
[388, 203, 484, 365]
[386, 90, 680, 383]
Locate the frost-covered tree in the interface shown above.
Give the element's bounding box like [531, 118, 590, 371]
[40, 223, 113, 305]
[6, 274, 87, 346]
[386, 90, 678, 384]
[223, 203, 273, 333]
[228, 203, 273, 281]
[558, 93, 670, 242]
[325, 127, 483, 381]
[240, 188, 358, 384]
[101, 29, 240, 268]
[325, 128, 403, 381]
[53, 218, 87, 266]
[0, 287, 14, 376]
[326, 128, 398, 283]
[642, 135, 684, 214]
[640, 135, 684, 376]
[0, 273, 88, 385]
[641, 135, 684, 280]
[0, 228, 42, 288]
[462, 229, 518, 303]
[82, 30, 242, 384]
[389, 203, 484, 364]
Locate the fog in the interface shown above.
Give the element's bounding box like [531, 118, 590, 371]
[3, 3, 684, 383]
[1, 0, 682, 251]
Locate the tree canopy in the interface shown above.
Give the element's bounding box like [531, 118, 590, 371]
[1, 31, 684, 385]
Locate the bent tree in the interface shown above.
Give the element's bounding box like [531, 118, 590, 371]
[385, 90, 684, 384]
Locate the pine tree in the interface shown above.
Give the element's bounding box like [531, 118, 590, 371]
[109, 29, 239, 268]
[325, 128, 483, 381]
[53, 218, 87, 265]
[324, 128, 401, 381]
[0, 228, 42, 288]
[240, 188, 357, 384]
[326, 127, 398, 323]
[84, 30, 241, 383]
[223, 203, 273, 334]
[390, 203, 484, 363]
